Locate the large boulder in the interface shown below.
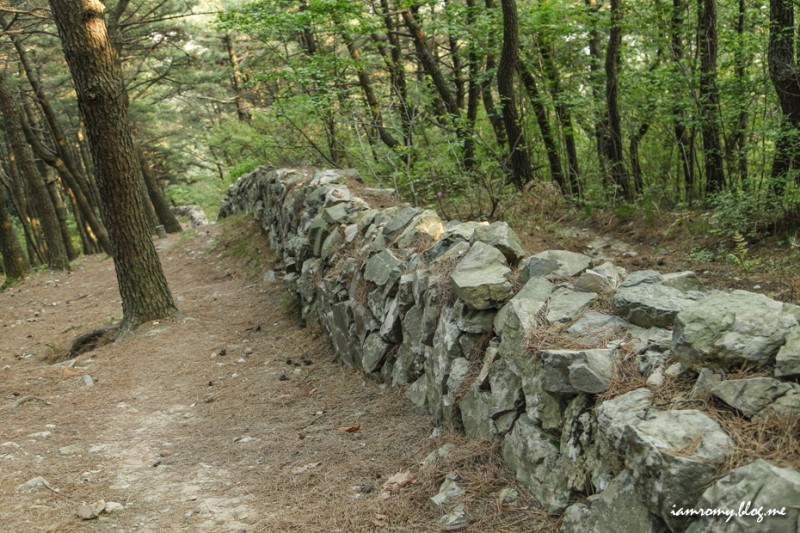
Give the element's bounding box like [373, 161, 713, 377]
[776, 327, 800, 378]
[686, 460, 800, 533]
[450, 241, 513, 310]
[613, 271, 702, 328]
[393, 209, 443, 249]
[672, 290, 799, 371]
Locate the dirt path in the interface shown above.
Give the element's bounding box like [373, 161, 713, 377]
[0, 221, 545, 532]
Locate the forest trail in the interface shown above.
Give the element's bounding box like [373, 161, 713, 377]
[0, 220, 546, 532]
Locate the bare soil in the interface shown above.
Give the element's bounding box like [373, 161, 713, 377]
[0, 219, 551, 532]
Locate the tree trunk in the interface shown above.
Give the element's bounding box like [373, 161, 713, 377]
[697, 0, 725, 194]
[138, 148, 183, 233]
[0, 172, 31, 281]
[497, 0, 533, 189]
[463, 0, 481, 170]
[48, 0, 177, 334]
[768, 0, 800, 194]
[605, 0, 632, 201]
[517, 57, 567, 192]
[222, 34, 252, 122]
[538, 39, 580, 195]
[378, 0, 412, 150]
[481, 0, 507, 150]
[0, 74, 70, 270]
[670, 0, 696, 201]
[586, 0, 609, 181]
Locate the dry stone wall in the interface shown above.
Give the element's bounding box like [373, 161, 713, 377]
[219, 167, 800, 532]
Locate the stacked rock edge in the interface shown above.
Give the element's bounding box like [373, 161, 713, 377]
[219, 167, 800, 532]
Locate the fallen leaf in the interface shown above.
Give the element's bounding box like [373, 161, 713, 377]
[59, 368, 81, 378]
[336, 424, 362, 433]
[291, 461, 321, 475]
[379, 471, 415, 498]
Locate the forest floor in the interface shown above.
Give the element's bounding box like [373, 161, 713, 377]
[2, 191, 799, 533]
[0, 218, 554, 533]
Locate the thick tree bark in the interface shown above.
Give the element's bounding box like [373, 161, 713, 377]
[497, 0, 533, 189]
[768, 0, 800, 193]
[0, 74, 70, 270]
[605, 0, 632, 201]
[48, 0, 177, 334]
[0, 172, 30, 281]
[697, 0, 725, 194]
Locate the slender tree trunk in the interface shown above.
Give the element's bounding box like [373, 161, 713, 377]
[730, 0, 749, 187]
[378, 0, 412, 150]
[222, 34, 252, 122]
[138, 148, 182, 233]
[49, 0, 177, 334]
[0, 74, 70, 270]
[538, 39, 580, 195]
[670, 0, 695, 201]
[1, 143, 40, 266]
[481, 0, 507, 150]
[517, 57, 567, 192]
[463, 0, 481, 170]
[0, 172, 30, 281]
[586, 0, 609, 181]
[498, 0, 533, 189]
[697, 0, 725, 194]
[605, 0, 632, 201]
[339, 28, 400, 150]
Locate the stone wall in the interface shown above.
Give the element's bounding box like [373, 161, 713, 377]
[219, 167, 800, 532]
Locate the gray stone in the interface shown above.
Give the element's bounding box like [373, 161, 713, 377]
[362, 333, 390, 373]
[519, 250, 592, 284]
[662, 271, 705, 292]
[77, 500, 106, 520]
[673, 291, 799, 371]
[321, 203, 350, 224]
[320, 226, 342, 261]
[430, 477, 465, 511]
[454, 300, 495, 334]
[472, 221, 525, 264]
[502, 414, 569, 512]
[459, 359, 523, 441]
[450, 242, 513, 310]
[690, 368, 723, 399]
[494, 277, 554, 361]
[405, 376, 428, 408]
[561, 471, 667, 533]
[443, 357, 470, 429]
[575, 262, 623, 293]
[776, 327, 800, 378]
[539, 349, 615, 395]
[363, 249, 404, 287]
[620, 409, 732, 530]
[393, 210, 443, 249]
[343, 223, 359, 243]
[567, 311, 627, 344]
[438, 503, 469, 529]
[383, 206, 419, 240]
[686, 460, 800, 533]
[761, 386, 800, 418]
[443, 220, 487, 242]
[614, 271, 701, 328]
[546, 288, 597, 324]
[711, 378, 793, 417]
[430, 240, 471, 266]
[379, 296, 402, 343]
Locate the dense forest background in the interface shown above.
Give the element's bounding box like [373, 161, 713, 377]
[2, 0, 800, 281]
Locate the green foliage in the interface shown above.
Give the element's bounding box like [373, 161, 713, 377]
[709, 189, 770, 241]
[727, 231, 763, 272]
